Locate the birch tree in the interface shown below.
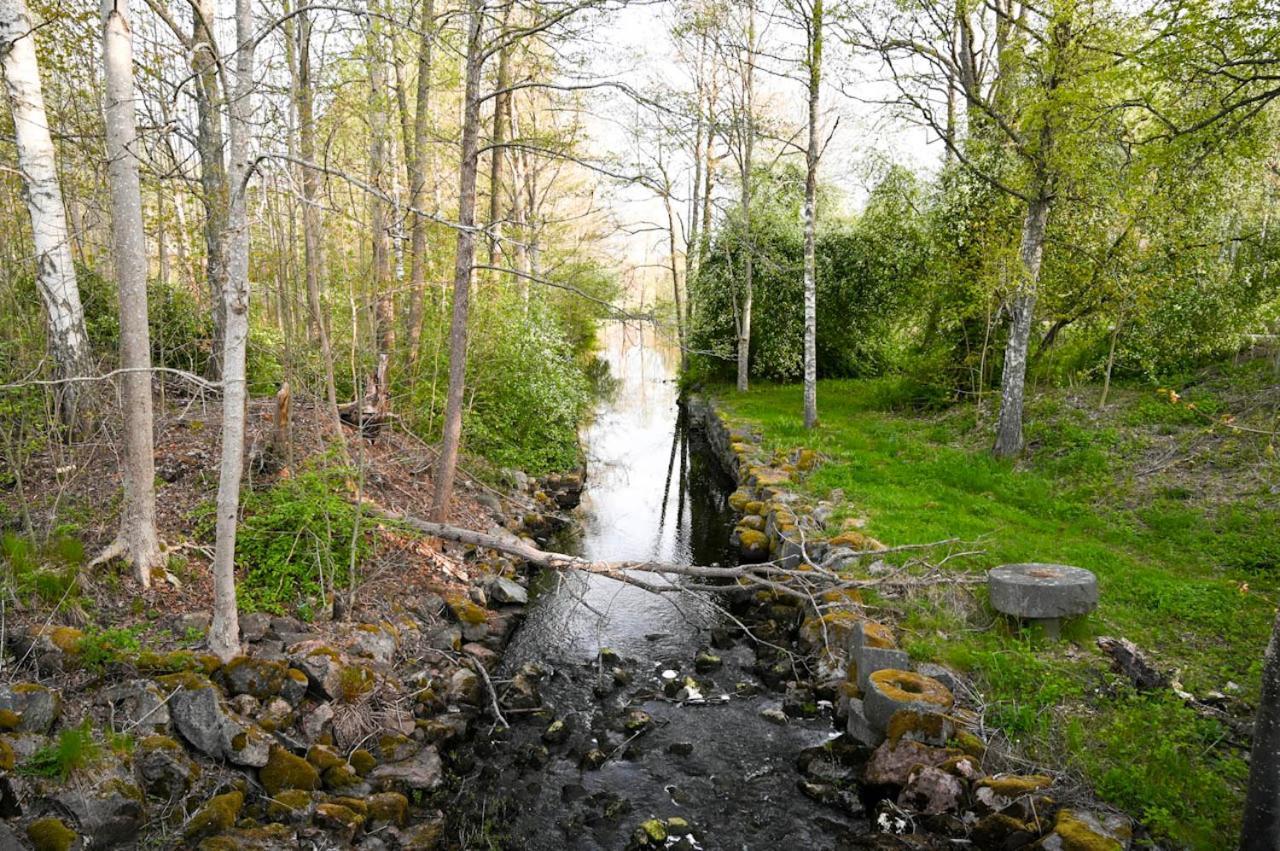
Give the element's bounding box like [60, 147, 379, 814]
[99, 0, 164, 582]
[208, 0, 257, 661]
[795, 0, 823, 429]
[0, 0, 94, 431]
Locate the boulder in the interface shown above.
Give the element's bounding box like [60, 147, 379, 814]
[488, 576, 528, 606]
[350, 625, 398, 665]
[0, 683, 61, 733]
[55, 775, 146, 847]
[27, 816, 80, 851]
[299, 702, 334, 742]
[239, 611, 272, 642]
[260, 745, 320, 795]
[160, 673, 271, 766]
[1038, 808, 1130, 851]
[220, 656, 289, 700]
[102, 680, 169, 735]
[135, 735, 200, 799]
[897, 765, 964, 815]
[290, 644, 347, 701]
[369, 745, 442, 794]
[864, 740, 961, 787]
[184, 791, 244, 841]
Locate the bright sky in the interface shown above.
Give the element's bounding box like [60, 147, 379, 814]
[574, 0, 941, 270]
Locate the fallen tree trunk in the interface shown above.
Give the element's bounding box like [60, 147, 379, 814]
[370, 504, 983, 601]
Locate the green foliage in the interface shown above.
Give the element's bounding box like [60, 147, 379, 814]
[0, 532, 82, 606]
[20, 721, 100, 780]
[690, 163, 924, 382]
[147, 280, 214, 377]
[222, 465, 370, 614]
[405, 286, 609, 474]
[75, 626, 142, 670]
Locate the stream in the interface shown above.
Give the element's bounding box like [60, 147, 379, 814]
[449, 323, 871, 850]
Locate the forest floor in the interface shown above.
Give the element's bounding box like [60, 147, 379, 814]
[0, 391, 506, 641]
[716, 351, 1280, 849]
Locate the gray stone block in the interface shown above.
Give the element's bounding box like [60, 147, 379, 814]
[845, 697, 884, 747]
[915, 663, 958, 693]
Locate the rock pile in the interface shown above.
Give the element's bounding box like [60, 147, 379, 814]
[0, 568, 531, 850]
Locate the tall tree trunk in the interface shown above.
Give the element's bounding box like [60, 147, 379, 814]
[193, 0, 229, 378]
[368, 10, 394, 416]
[0, 0, 94, 431]
[802, 0, 822, 430]
[430, 0, 484, 523]
[101, 0, 163, 583]
[662, 182, 686, 374]
[1243, 609, 1280, 851]
[736, 0, 756, 393]
[208, 0, 256, 662]
[405, 0, 435, 369]
[487, 1, 512, 271]
[293, 6, 342, 439]
[992, 194, 1050, 458]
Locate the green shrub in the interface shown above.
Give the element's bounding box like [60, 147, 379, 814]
[76, 626, 142, 670]
[229, 465, 370, 614]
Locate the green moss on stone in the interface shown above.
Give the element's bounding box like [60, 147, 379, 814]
[27, 817, 77, 851]
[185, 790, 245, 839]
[349, 748, 376, 776]
[305, 744, 344, 771]
[367, 791, 408, 826]
[260, 746, 320, 796]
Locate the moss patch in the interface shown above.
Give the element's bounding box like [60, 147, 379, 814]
[184, 790, 244, 840]
[260, 746, 320, 795]
[27, 817, 77, 851]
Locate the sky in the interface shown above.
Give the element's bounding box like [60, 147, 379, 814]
[570, 0, 942, 270]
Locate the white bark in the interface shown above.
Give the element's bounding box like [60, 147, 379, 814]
[802, 0, 822, 430]
[0, 0, 93, 428]
[101, 0, 163, 583]
[209, 0, 256, 661]
[992, 195, 1050, 458]
[736, 0, 756, 394]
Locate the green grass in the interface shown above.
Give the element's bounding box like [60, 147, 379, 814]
[719, 374, 1278, 849]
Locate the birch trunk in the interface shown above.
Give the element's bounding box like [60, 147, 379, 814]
[736, 0, 756, 393]
[101, 0, 163, 582]
[0, 0, 94, 430]
[992, 195, 1050, 458]
[430, 0, 484, 523]
[208, 0, 256, 662]
[368, 11, 394, 415]
[487, 1, 512, 271]
[1243, 609, 1280, 850]
[405, 0, 435, 368]
[801, 0, 822, 430]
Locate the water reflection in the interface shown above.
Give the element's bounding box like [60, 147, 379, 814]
[505, 321, 736, 665]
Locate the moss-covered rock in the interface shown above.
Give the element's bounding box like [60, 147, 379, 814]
[184, 791, 245, 840]
[828, 531, 886, 551]
[322, 763, 361, 791]
[1041, 808, 1130, 851]
[136, 734, 200, 799]
[219, 656, 288, 700]
[366, 791, 408, 826]
[27, 817, 78, 851]
[265, 788, 314, 821]
[349, 748, 376, 776]
[0, 683, 61, 733]
[736, 527, 770, 562]
[728, 489, 753, 512]
[305, 744, 344, 771]
[977, 774, 1053, 798]
[378, 733, 419, 763]
[313, 802, 364, 839]
[260, 746, 320, 796]
[885, 709, 954, 747]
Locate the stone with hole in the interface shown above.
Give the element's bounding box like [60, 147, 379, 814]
[863, 669, 954, 733]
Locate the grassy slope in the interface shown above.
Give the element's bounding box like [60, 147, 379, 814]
[718, 359, 1280, 848]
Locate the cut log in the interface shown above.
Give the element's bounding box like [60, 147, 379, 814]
[1096, 636, 1168, 691]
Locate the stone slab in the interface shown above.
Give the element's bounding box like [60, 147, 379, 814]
[988, 563, 1098, 619]
[854, 645, 911, 695]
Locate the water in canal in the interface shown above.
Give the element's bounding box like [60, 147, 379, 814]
[456, 322, 867, 850]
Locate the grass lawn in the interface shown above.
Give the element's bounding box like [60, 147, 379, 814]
[716, 363, 1280, 848]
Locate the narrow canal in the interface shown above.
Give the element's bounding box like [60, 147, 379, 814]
[450, 322, 868, 850]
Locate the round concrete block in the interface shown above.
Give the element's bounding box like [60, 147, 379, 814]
[863, 669, 954, 732]
[987, 564, 1098, 620]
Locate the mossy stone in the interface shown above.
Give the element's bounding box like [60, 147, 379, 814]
[185, 791, 245, 840]
[728, 489, 753, 512]
[314, 802, 364, 833]
[349, 748, 376, 776]
[1049, 809, 1128, 851]
[445, 596, 487, 626]
[0, 709, 19, 731]
[27, 817, 77, 851]
[378, 733, 418, 762]
[636, 818, 667, 842]
[367, 791, 408, 826]
[0, 737, 14, 770]
[306, 744, 344, 771]
[330, 796, 369, 817]
[260, 746, 320, 796]
[265, 789, 313, 820]
[322, 763, 361, 790]
[977, 774, 1053, 798]
[48, 627, 85, 653]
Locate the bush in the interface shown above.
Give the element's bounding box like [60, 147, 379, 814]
[226, 465, 370, 615]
